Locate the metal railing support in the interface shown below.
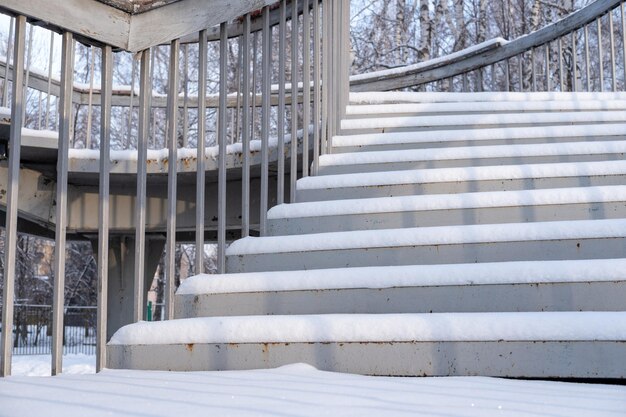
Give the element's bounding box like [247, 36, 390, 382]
[164, 39, 180, 320]
[51, 31, 74, 376]
[133, 48, 151, 322]
[196, 30, 208, 273]
[96, 44, 112, 373]
[217, 22, 228, 273]
[0, 14, 26, 378]
[260, 6, 271, 235]
[312, 0, 321, 174]
[290, 0, 299, 203]
[277, 2, 286, 204]
[242, 15, 251, 237]
[302, 0, 311, 177]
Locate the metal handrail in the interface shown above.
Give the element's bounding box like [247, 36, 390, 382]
[352, 0, 624, 92]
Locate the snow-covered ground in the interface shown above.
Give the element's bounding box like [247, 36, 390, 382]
[0, 363, 624, 417]
[11, 354, 95, 376]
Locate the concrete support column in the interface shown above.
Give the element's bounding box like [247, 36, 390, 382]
[91, 236, 165, 340]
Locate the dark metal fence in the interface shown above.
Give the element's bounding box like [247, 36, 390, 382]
[0, 305, 97, 355]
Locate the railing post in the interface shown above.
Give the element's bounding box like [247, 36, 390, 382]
[1, 17, 14, 108]
[312, 0, 321, 174]
[290, 0, 299, 203]
[51, 31, 74, 376]
[321, 0, 329, 154]
[133, 48, 151, 322]
[0, 14, 25, 378]
[277, 2, 286, 203]
[260, 6, 271, 235]
[217, 22, 228, 273]
[302, 0, 311, 177]
[196, 30, 208, 273]
[242, 14, 251, 236]
[164, 39, 180, 320]
[96, 44, 112, 373]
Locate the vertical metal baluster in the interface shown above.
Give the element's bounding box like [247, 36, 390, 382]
[518, 53, 523, 91]
[321, 0, 329, 154]
[584, 25, 591, 91]
[196, 30, 208, 274]
[52, 31, 73, 376]
[251, 32, 257, 144]
[545, 43, 551, 91]
[128, 57, 136, 148]
[302, 0, 311, 177]
[290, 0, 299, 203]
[22, 24, 33, 123]
[151, 47, 157, 148]
[242, 15, 251, 237]
[96, 44, 112, 373]
[339, 0, 349, 122]
[558, 38, 564, 91]
[134, 48, 151, 322]
[312, 0, 321, 174]
[530, 48, 537, 92]
[572, 31, 577, 92]
[490, 64, 495, 91]
[598, 17, 604, 92]
[609, 10, 617, 91]
[164, 39, 180, 320]
[503, 59, 509, 92]
[1, 17, 14, 108]
[260, 6, 271, 235]
[45, 32, 53, 129]
[235, 37, 242, 143]
[0, 15, 25, 378]
[622, 3, 626, 89]
[277, 2, 286, 204]
[183, 45, 189, 147]
[86, 47, 95, 148]
[217, 23, 228, 273]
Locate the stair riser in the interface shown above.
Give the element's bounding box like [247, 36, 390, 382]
[345, 111, 626, 121]
[227, 237, 626, 272]
[176, 281, 626, 318]
[297, 175, 626, 202]
[267, 202, 626, 235]
[107, 341, 626, 377]
[318, 153, 626, 175]
[332, 135, 626, 153]
[341, 121, 614, 135]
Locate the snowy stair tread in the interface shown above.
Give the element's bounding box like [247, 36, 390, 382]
[297, 160, 626, 201]
[331, 123, 626, 152]
[226, 218, 626, 272]
[340, 110, 626, 132]
[268, 185, 626, 234]
[345, 99, 626, 117]
[317, 140, 626, 174]
[107, 312, 626, 376]
[175, 259, 626, 317]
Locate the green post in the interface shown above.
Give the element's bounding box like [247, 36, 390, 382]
[146, 301, 153, 322]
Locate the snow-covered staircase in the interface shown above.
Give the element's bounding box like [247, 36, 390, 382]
[107, 92, 626, 378]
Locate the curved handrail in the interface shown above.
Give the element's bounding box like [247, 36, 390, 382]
[352, 0, 622, 91]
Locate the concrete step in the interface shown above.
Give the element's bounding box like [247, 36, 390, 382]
[297, 160, 626, 202]
[318, 140, 626, 175]
[349, 91, 626, 104]
[107, 311, 626, 377]
[226, 218, 626, 272]
[176, 259, 626, 317]
[340, 111, 626, 135]
[331, 123, 626, 153]
[268, 185, 626, 235]
[345, 100, 626, 119]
